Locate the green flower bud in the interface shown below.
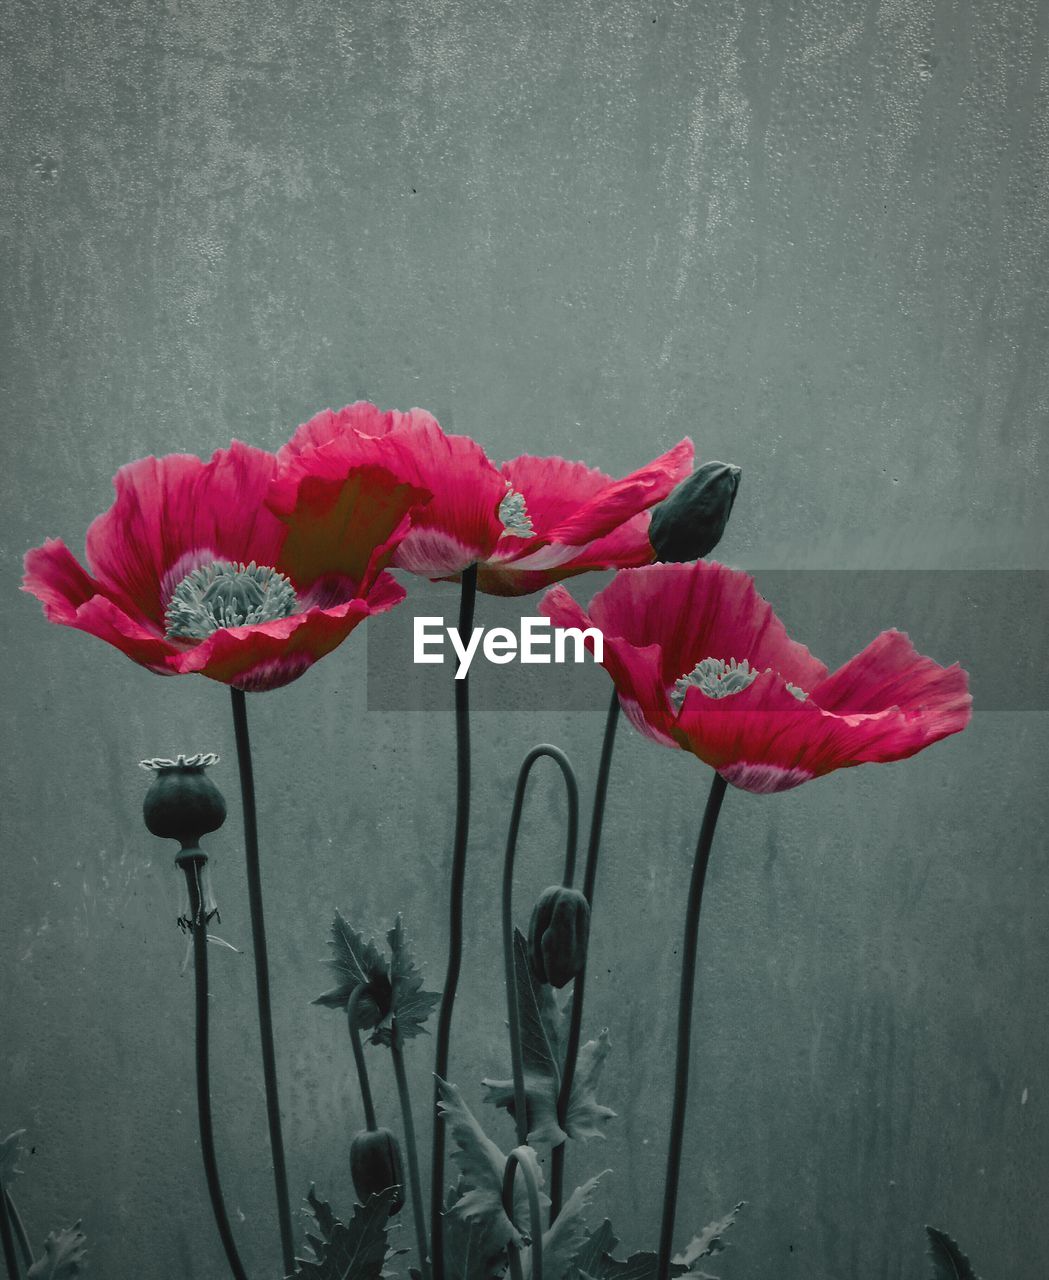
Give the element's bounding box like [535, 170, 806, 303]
[528, 885, 590, 989]
[648, 461, 742, 563]
[349, 1128, 404, 1214]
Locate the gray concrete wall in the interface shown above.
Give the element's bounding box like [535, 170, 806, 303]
[2, 1, 1047, 1277]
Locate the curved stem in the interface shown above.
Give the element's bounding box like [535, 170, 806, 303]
[430, 563, 477, 1280]
[179, 854, 251, 1280]
[390, 1022, 431, 1280]
[0, 1187, 21, 1280]
[502, 746, 580, 1147]
[346, 986, 377, 1132]
[229, 687, 296, 1279]
[502, 1148, 544, 1280]
[2, 1193, 31, 1272]
[656, 771, 728, 1280]
[550, 689, 620, 1219]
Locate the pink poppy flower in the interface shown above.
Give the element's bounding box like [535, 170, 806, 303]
[540, 561, 971, 793]
[23, 441, 430, 691]
[280, 401, 694, 594]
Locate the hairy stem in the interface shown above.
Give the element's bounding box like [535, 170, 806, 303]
[229, 687, 295, 1278]
[391, 1022, 431, 1280]
[179, 854, 251, 1280]
[656, 771, 728, 1279]
[550, 690, 620, 1219]
[430, 563, 477, 1280]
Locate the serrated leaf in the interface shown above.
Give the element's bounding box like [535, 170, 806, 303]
[293, 1186, 398, 1279]
[483, 932, 614, 1146]
[438, 1182, 508, 1280]
[573, 1221, 688, 1280]
[521, 1171, 608, 1280]
[437, 1078, 548, 1249]
[313, 912, 390, 1021]
[26, 1222, 87, 1279]
[0, 1130, 25, 1189]
[672, 1202, 745, 1266]
[371, 915, 440, 1047]
[926, 1226, 982, 1280]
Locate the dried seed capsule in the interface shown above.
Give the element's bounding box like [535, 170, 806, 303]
[648, 461, 742, 563]
[528, 885, 590, 989]
[141, 753, 226, 848]
[349, 1128, 405, 1214]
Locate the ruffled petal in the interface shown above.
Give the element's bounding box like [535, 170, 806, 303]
[84, 442, 285, 626]
[539, 584, 676, 744]
[269, 460, 431, 593]
[171, 572, 406, 691]
[808, 630, 972, 763]
[279, 402, 506, 575]
[23, 540, 176, 672]
[585, 562, 829, 692]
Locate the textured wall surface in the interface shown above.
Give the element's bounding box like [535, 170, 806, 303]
[2, 1, 1048, 1277]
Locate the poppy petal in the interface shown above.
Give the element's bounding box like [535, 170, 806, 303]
[270, 461, 431, 593]
[172, 572, 406, 691]
[84, 442, 285, 626]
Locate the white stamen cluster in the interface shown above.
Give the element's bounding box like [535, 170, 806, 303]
[499, 485, 536, 538]
[671, 656, 758, 708]
[164, 560, 297, 640]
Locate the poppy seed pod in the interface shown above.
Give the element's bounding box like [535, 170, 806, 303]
[349, 1128, 405, 1214]
[528, 885, 590, 989]
[141, 753, 226, 848]
[648, 461, 742, 563]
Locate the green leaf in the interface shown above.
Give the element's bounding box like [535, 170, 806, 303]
[27, 1223, 87, 1279]
[482, 931, 615, 1145]
[521, 1171, 608, 1280]
[371, 915, 440, 1048]
[926, 1226, 982, 1280]
[312, 912, 390, 1022]
[0, 1130, 25, 1189]
[672, 1202, 745, 1267]
[437, 1078, 548, 1249]
[573, 1221, 689, 1280]
[437, 1182, 508, 1280]
[293, 1187, 399, 1280]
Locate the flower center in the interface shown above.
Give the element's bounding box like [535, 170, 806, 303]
[785, 682, 808, 701]
[164, 561, 297, 640]
[671, 656, 757, 708]
[499, 485, 536, 538]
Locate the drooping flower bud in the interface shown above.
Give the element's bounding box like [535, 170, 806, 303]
[349, 1128, 405, 1214]
[528, 885, 590, 989]
[140, 753, 226, 849]
[648, 461, 742, 563]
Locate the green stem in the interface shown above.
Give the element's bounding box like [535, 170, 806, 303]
[178, 853, 251, 1280]
[550, 689, 619, 1220]
[502, 746, 580, 1146]
[502, 1148, 544, 1280]
[430, 563, 478, 1280]
[0, 1186, 21, 1280]
[656, 771, 728, 1279]
[229, 687, 296, 1278]
[391, 1022, 431, 1280]
[346, 986, 378, 1132]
